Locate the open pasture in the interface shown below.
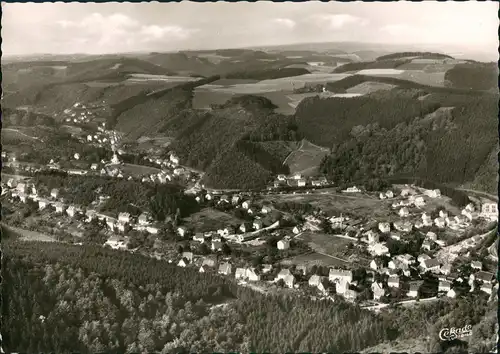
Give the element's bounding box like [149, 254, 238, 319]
[284, 139, 330, 176]
[183, 207, 241, 233]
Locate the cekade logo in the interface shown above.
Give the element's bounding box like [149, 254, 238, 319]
[439, 325, 473, 341]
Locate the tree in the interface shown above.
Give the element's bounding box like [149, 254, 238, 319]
[221, 243, 231, 255]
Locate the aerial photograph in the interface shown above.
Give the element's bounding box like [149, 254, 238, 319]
[1, 1, 498, 353]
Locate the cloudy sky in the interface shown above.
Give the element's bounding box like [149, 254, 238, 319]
[2, 1, 498, 56]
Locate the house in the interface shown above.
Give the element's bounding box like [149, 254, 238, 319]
[218, 262, 232, 275]
[16, 183, 27, 194]
[146, 225, 159, 235]
[276, 269, 295, 288]
[440, 264, 452, 275]
[177, 258, 189, 268]
[329, 268, 353, 284]
[235, 268, 247, 280]
[379, 192, 387, 200]
[85, 209, 97, 222]
[292, 226, 302, 234]
[308, 275, 324, 287]
[395, 254, 415, 265]
[387, 276, 400, 288]
[368, 243, 390, 256]
[342, 186, 361, 193]
[370, 259, 383, 270]
[385, 190, 394, 198]
[54, 202, 65, 214]
[242, 200, 252, 209]
[118, 212, 130, 224]
[390, 233, 401, 241]
[438, 210, 448, 218]
[297, 178, 306, 187]
[447, 289, 457, 298]
[262, 264, 273, 273]
[438, 280, 452, 293]
[417, 254, 431, 265]
[193, 233, 206, 243]
[296, 265, 307, 276]
[378, 222, 391, 234]
[414, 196, 426, 208]
[106, 218, 117, 230]
[471, 261, 482, 270]
[246, 268, 261, 282]
[261, 205, 272, 214]
[201, 257, 217, 270]
[231, 195, 241, 205]
[470, 271, 495, 284]
[253, 219, 264, 230]
[421, 239, 434, 251]
[277, 174, 287, 181]
[480, 284, 494, 295]
[211, 240, 223, 251]
[277, 239, 290, 250]
[239, 222, 253, 233]
[425, 189, 441, 198]
[421, 213, 433, 227]
[90, 163, 98, 171]
[421, 258, 441, 273]
[434, 217, 446, 228]
[104, 236, 127, 250]
[292, 173, 303, 180]
[372, 282, 386, 300]
[6, 178, 17, 188]
[408, 281, 423, 297]
[426, 231, 438, 241]
[481, 203, 498, 221]
[398, 207, 410, 217]
[343, 289, 360, 302]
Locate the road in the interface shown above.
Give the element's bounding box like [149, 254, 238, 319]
[361, 296, 439, 312]
[3, 128, 44, 142]
[488, 239, 498, 261]
[458, 188, 498, 201]
[315, 251, 351, 264]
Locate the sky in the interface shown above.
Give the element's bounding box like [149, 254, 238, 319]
[2, 1, 498, 57]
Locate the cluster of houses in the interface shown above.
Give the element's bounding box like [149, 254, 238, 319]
[63, 102, 94, 124]
[271, 173, 329, 189]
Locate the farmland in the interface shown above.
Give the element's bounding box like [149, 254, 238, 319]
[346, 81, 397, 95]
[281, 251, 351, 268]
[284, 139, 330, 176]
[295, 232, 353, 257]
[118, 163, 162, 177]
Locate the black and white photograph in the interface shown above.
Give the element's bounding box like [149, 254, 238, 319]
[1, 1, 499, 353]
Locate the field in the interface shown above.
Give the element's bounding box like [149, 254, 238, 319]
[281, 251, 351, 268]
[2, 128, 40, 142]
[296, 232, 353, 257]
[283, 139, 330, 176]
[119, 163, 162, 176]
[182, 207, 242, 233]
[346, 81, 397, 95]
[264, 190, 388, 219]
[6, 225, 57, 242]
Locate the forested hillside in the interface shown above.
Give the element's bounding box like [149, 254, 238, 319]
[3, 237, 496, 353]
[444, 62, 498, 91]
[318, 91, 498, 194]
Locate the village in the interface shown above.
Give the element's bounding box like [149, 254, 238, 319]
[2, 141, 498, 310]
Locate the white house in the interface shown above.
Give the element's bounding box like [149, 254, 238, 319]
[262, 264, 273, 273]
[277, 239, 290, 250]
[418, 254, 431, 264]
[426, 231, 438, 241]
[246, 268, 261, 282]
[425, 189, 441, 198]
[385, 190, 394, 198]
[85, 209, 97, 223]
[38, 199, 49, 210]
[276, 269, 295, 288]
[54, 202, 65, 214]
[6, 178, 17, 188]
[372, 282, 386, 300]
[118, 212, 131, 224]
[447, 289, 457, 298]
[414, 196, 426, 208]
[277, 174, 287, 181]
[177, 226, 188, 237]
[395, 254, 415, 265]
[439, 210, 448, 219]
[370, 259, 383, 271]
[378, 222, 391, 234]
[253, 219, 264, 230]
[387, 276, 400, 288]
[393, 220, 413, 233]
[74, 153, 80, 160]
[297, 179, 306, 187]
[66, 205, 77, 217]
[90, 163, 98, 170]
[438, 280, 452, 293]
[138, 213, 151, 226]
[308, 274, 324, 287]
[242, 200, 252, 209]
[481, 203, 498, 221]
[329, 269, 353, 285]
[261, 206, 272, 214]
[398, 207, 410, 217]
[434, 217, 446, 229]
[368, 243, 390, 256]
[421, 213, 433, 227]
[105, 236, 127, 250]
[218, 262, 232, 275]
[471, 261, 482, 270]
[342, 186, 361, 193]
[292, 226, 302, 234]
[407, 282, 422, 298]
[146, 225, 159, 235]
[440, 264, 452, 275]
